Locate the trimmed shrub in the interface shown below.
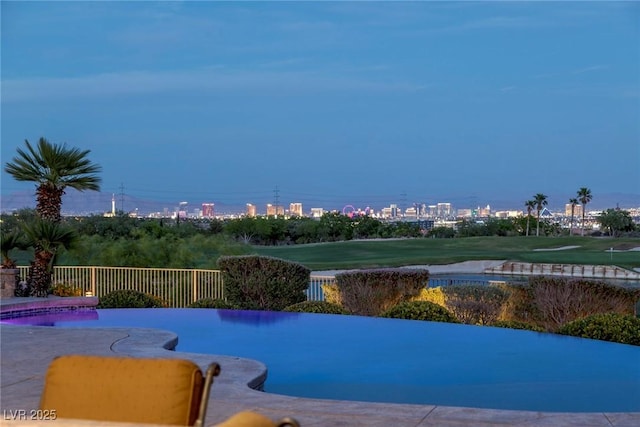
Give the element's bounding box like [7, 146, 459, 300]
[217, 255, 310, 311]
[97, 289, 165, 308]
[442, 285, 509, 325]
[326, 269, 430, 316]
[283, 301, 350, 315]
[491, 320, 545, 332]
[381, 300, 459, 323]
[558, 313, 640, 346]
[188, 298, 238, 309]
[504, 277, 640, 331]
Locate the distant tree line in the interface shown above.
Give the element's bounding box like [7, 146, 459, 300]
[3, 206, 637, 268]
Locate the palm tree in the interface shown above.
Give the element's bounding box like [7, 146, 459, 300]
[577, 187, 593, 236]
[4, 138, 102, 223]
[524, 200, 536, 236]
[0, 230, 28, 269]
[568, 197, 578, 236]
[533, 193, 548, 237]
[22, 219, 77, 297]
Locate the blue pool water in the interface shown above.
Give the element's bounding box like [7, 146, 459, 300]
[4, 308, 639, 412]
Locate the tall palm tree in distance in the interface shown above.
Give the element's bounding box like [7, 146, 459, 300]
[533, 193, 548, 237]
[577, 187, 593, 236]
[524, 200, 536, 237]
[4, 138, 102, 223]
[568, 197, 578, 236]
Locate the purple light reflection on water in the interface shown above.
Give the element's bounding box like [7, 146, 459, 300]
[2, 309, 98, 326]
[3, 308, 639, 412]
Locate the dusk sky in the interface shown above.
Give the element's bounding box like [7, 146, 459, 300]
[2, 1, 639, 212]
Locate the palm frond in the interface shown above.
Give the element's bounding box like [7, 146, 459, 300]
[21, 219, 77, 253]
[5, 137, 102, 190]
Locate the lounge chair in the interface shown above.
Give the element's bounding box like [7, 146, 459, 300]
[40, 354, 299, 427]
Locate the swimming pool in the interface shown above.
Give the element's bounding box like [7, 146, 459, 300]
[4, 308, 639, 412]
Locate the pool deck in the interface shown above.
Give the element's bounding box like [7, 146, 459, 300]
[1, 297, 639, 427]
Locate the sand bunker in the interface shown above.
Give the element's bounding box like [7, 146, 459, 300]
[532, 246, 580, 251]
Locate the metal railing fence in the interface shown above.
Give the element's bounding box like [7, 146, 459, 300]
[18, 266, 224, 308]
[16, 266, 505, 307]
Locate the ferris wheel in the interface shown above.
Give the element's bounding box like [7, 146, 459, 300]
[342, 205, 355, 217]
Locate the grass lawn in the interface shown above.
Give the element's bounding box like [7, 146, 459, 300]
[252, 236, 640, 271]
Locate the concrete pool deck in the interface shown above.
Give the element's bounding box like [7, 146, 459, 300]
[1, 298, 639, 427]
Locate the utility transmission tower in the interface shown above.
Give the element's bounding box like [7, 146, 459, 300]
[400, 191, 407, 220]
[119, 183, 125, 214]
[273, 185, 280, 218]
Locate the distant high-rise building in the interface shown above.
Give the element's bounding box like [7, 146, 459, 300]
[457, 208, 473, 218]
[437, 202, 452, 217]
[104, 194, 116, 217]
[246, 203, 257, 217]
[565, 203, 583, 218]
[202, 203, 215, 218]
[310, 208, 324, 218]
[405, 207, 417, 218]
[266, 204, 284, 217]
[178, 202, 188, 219]
[289, 202, 303, 217]
[478, 204, 491, 217]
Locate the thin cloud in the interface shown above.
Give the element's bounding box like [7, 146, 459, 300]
[258, 58, 310, 69]
[2, 67, 431, 103]
[428, 15, 543, 34]
[572, 65, 610, 75]
[533, 65, 611, 80]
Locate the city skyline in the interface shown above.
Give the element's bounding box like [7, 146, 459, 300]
[2, 2, 639, 207]
[1, 187, 638, 219]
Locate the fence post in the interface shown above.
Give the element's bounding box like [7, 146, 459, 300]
[192, 270, 198, 304]
[91, 267, 97, 296]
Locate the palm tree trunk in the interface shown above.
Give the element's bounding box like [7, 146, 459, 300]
[570, 208, 574, 236]
[36, 186, 64, 223]
[29, 248, 53, 297]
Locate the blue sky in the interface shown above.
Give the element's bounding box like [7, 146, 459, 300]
[2, 1, 639, 211]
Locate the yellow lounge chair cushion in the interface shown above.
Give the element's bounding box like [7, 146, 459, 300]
[215, 411, 281, 427]
[40, 355, 204, 425]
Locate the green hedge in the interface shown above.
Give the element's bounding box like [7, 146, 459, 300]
[217, 255, 310, 311]
[283, 301, 350, 314]
[558, 313, 640, 346]
[381, 300, 459, 323]
[97, 289, 165, 308]
[442, 285, 509, 325]
[502, 277, 640, 331]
